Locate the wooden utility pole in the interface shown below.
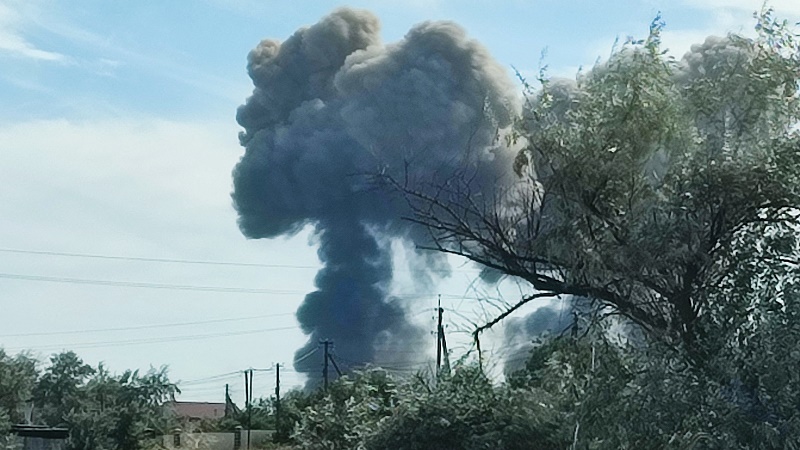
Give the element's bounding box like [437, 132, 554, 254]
[243, 370, 249, 410]
[475, 333, 483, 372]
[274, 364, 281, 437]
[436, 296, 443, 374]
[225, 383, 230, 417]
[321, 340, 331, 391]
[441, 318, 450, 374]
[243, 369, 253, 450]
[328, 353, 342, 377]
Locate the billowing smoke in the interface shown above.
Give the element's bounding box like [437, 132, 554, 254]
[502, 298, 576, 375]
[233, 8, 519, 384]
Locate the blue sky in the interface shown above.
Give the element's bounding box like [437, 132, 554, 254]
[1, 0, 798, 403]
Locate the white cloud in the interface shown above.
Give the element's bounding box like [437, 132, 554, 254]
[29, 10, 245, 103]
[661, 1, 800, 59]
[0, 117, 508, 394]
[0, 1, 67, 62]
[660, 28, 730, 59]
[0, 118, 248, 231]
[0, 117, 319, 395]
[579, 2, 777, 66]
[0, 31, 66, 61]
[684, 0, 800, 18]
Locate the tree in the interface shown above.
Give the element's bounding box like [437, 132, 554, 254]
[396, 11, 800, 362]
[64, 365, 178, 450]
[33, 351, 95, 426]
[0, 350, 38, 430]
[281, 11, 800, 448]
[28, 352, 178, 450]
[287, 365, 566, 450]
[272, 388, 318, 443]
[364, 365, 566, 450]
[292, 369, 398, 450]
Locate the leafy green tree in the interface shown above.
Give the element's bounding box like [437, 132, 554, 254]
[0, 350, 38, 431]
[271, 388, 318, 443]
[64, 365, 178, 450]
[508, 332, 710, 448]
[399, 11, 800, 362]
[392, 10, 800, 448]
[287, 365, 567, 450]
[292, 369, 398, 450]
[34, 351, 95, 426]
[365, 365, 566, 450]
[27, 352, 178, 450]
[504, 312, 800, 448]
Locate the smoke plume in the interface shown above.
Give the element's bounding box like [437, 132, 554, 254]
[233, 8, 519, 384]
[502, 298, 576, 375]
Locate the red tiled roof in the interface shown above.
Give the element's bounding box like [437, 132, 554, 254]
[169, 402, 227, 420]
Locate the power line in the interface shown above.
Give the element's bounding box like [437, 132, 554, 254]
[329, 353, 432, 373]
[5, 326, 299, 352]
[0, 312, 294, 338]
[175, 385, 236, 394]
[177, 371, 246, 385]
[0, 273, 301, 294]
[293, 347, 319, 364]
[0, 248, 320, 270]
[0, 272, 489, 301]
[0, 247, 481, 274]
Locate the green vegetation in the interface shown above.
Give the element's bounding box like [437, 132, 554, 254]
[280, 10, 800, 449]
[4, 9, 800, 450]
[0, 350, 178, 450]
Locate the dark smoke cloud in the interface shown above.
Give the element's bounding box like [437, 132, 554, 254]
[502, 298, 577, 375]
[233, 8, 518, 384]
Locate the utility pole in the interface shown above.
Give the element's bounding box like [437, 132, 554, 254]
[249, 369, 253, 450]
[436, 295, 444, 376]
[475, 332, 483, 372]
[274, 364, 281, 439]
[243, 369, 253, 450]
[321, 340, 332, 391]
[243, 370, 249, 410]
[440, 317, 450, 374]
[225, 384, 230, 417]
[328, 353, 342, 377]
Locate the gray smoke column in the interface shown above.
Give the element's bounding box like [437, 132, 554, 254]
[502, 299, 574, 374]
[233, 8, 519, 384]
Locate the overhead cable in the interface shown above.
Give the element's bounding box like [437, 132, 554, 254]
[5, 326, 298, 352]
[0, 312, 295, 338]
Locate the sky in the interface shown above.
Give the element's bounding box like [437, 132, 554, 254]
[1, 0, 798, 404]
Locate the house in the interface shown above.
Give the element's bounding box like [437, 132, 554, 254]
[168, 402, 227, 422]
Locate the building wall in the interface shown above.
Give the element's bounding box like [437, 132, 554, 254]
[162, 430, 274, 450]
[10, 436, 66, 450]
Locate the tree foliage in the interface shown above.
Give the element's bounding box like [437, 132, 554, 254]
[359, 9, 800, 449]
[5, 11, 800, 450]
[398, 10, 800, 363]
[291, 369, 398, 450]
[0, 350, 38, 433]
[242, 11, 800, 449]
[276, 12, 800, 450]
[33, 351, 96, 427]
[63, 364, 178, 450]
[0, 350, 178, 450]
[285, 366, 567, 450]
[364, 366, 565, 450]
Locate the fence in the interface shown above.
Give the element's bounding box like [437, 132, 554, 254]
[162, 428, 275, 450]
